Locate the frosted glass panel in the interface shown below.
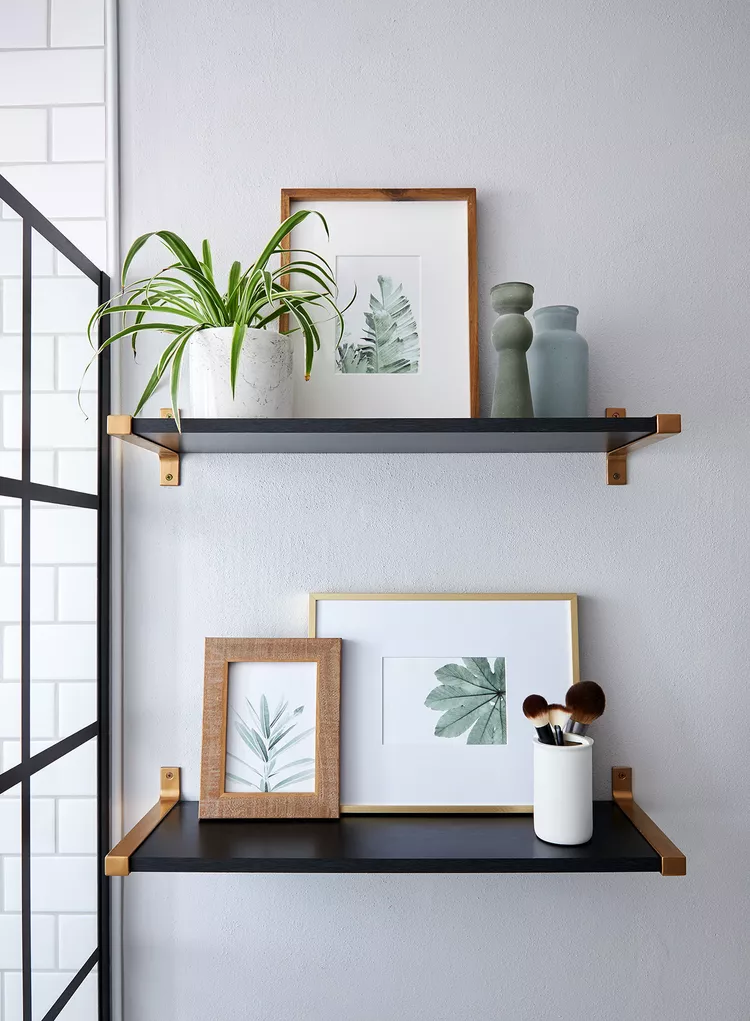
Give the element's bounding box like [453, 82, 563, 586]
[0, 219, 23, 481]
[31, 739, 98, 1021]
[31, 229, 98, 493]
[31, 501, 97, 739]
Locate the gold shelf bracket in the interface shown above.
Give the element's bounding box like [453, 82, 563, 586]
[107, 413, 180, 487]
[612, 767, 686, 876]
[105, 767, 181, 877]
[605, 408, 681, 486]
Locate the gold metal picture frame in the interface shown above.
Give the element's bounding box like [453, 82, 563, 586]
[309, 593, 580, 814]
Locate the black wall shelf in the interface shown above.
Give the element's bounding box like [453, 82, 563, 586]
[107, 411, 681, 487]
[122, 800, 661, 875]
[106, 768, 686, 877]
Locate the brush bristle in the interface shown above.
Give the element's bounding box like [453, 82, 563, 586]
[522, 694, 549, 725]
[566, 681, 606, 725]
[547, 703, 571, 729]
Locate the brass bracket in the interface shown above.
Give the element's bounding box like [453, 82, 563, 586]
[612, 767, 686, 876]
[107, 412, 180, 486]
[606, 407, 681, 485]
[105, 767, 181, 877]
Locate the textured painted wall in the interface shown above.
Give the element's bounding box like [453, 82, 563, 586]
[118, 0, 750, 1018]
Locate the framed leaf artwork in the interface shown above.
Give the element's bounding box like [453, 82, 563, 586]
[309, 594, 580, 813]
[199, 638, 341, 819]
[280, 188, 478, 417]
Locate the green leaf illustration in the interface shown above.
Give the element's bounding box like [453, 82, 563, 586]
[229, 697, 316, 792]
[425, 657, 507, 745]
[336, 275, 419, 374]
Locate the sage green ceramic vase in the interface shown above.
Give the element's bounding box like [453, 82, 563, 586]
[490, 282, 535, 418]
[528, 305, 589, 417]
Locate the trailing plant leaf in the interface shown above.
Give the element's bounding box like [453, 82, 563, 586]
[229, 696, 315, 793]
[425, 658, 507, 745]
[86, 212, 352, 428]
[336, 275, 419, 374]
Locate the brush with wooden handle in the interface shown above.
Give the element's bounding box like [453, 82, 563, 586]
[565, 681, 606, 735]
[547, 703, 571, 745]
[522, 694, 556, 745]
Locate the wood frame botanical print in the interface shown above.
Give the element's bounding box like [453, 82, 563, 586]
[199, 638, 341, 819]
[309, 594, 579, 814]
[280, 188, 479, 418]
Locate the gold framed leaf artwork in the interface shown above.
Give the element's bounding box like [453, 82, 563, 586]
[309, 593, 579, 813]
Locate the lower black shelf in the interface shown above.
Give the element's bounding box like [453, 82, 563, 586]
[130, 801, 661, 874]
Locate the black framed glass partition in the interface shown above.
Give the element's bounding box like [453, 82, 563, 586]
[0, 173, 110, 1021]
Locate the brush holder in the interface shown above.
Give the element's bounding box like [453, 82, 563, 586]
[533, 734, 593, 845]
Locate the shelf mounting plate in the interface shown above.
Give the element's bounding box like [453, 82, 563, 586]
[107, 411, 180, 486]
[612, 767, 686, 875]
[606, 407, 681, 485]
[105, 767, 181, 876]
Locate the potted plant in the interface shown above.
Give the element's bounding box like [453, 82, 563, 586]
[86, 210, 349, 427]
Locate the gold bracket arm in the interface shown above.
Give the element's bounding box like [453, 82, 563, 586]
[612, 767, 686, 876]
[605, 408, 681, 485]
[107, 413, 180, 486]
[105, 767, 181, 877]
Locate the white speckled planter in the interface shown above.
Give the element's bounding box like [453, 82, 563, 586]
[188, 327, 293, 418]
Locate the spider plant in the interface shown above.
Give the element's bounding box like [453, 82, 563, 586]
[85, 210, 351, 428]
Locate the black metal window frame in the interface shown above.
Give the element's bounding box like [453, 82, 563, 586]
[0, 173, 110, 1021]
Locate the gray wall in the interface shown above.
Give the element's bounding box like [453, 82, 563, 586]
[118, 1, 750, 1018]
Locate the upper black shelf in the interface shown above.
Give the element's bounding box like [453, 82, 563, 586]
[128, 801, 660, 875]
[108, 412, 681, 485]
[127, 416, 660, 454]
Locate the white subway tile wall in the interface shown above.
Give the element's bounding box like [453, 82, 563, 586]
[1, 1, 107, 1016]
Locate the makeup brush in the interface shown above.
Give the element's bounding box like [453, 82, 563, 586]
[547, 703, 571, 745]
[565, 681, 606, 735]
[522, 694, 556, 745]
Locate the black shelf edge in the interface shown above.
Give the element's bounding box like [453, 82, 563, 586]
[128, 416, 658, 455]
[129, 801, 661, 875]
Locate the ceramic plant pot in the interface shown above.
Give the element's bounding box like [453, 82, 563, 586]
[188, 327, 293, 418]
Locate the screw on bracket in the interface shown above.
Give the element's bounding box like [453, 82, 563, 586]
[617, 771, 627, 780]
[165, 474, 173, 482]
[165, 771, 174, 780]
[613, 472, 621, 480]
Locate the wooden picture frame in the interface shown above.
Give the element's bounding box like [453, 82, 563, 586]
[199, 637, 341, 819]
[280, 188, 479, 418]
[310, 593, 579, 813]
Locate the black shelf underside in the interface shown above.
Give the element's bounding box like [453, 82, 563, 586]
[132, 417, 656, 455]
[131, 802, 660, 874]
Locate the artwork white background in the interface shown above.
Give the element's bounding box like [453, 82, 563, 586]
[314, 598, 575, 806]
[382, 656, 505, 745]
[287, 200, 471, 416]
[224, 661, 317, 793]
[335, 254, 422, 371]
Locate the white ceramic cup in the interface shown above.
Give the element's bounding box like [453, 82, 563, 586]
[533, 733, 593, 845]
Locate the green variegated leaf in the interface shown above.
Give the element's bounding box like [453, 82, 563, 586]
[88, 214, 351, 428]
[425, 657, 507, 745]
